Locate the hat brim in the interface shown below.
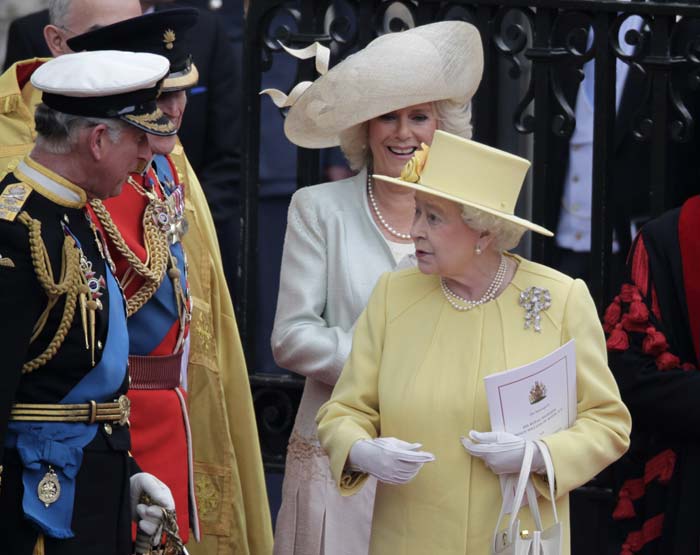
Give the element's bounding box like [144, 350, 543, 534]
[161, 63, 199, 92]
[373, 173, 554, 237]
[120, 105, 177, 136]
[282, 22, 484, 149]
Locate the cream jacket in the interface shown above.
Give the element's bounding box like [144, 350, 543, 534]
[317, 258, 631, 555]
[271, 168, 403, 440]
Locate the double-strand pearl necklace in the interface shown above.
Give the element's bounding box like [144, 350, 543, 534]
[441, 254, 507, 311]
[367, 174, 412, 240]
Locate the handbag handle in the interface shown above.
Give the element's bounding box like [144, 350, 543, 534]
[521, 440, 559, 536]
[534, 439, 558, 523]
[492, 440, 535, 545]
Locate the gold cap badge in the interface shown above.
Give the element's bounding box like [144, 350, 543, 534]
[163, 29, 176, 50]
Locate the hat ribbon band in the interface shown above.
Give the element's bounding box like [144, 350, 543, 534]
[260, 41, 329, 108]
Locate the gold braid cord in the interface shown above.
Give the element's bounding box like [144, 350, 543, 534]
[18, 212, 84, 373]
[90, 199, 169, 316]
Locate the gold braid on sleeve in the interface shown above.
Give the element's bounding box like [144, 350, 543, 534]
[17, 211, 84, 373]
[90, 199, 169, 316]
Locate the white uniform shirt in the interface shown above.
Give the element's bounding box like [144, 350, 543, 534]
[557, 14, 642, 252]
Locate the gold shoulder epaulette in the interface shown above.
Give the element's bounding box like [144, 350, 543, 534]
[0, 182, 32, 222]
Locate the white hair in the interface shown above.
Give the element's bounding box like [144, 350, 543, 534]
[339, 100, 473, 171]
[34, 103, 126, 154]
[49, 0, 73, 27]
[460, 204, 526, 252]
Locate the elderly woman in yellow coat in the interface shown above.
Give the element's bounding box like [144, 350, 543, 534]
[316, 131, 631, 554]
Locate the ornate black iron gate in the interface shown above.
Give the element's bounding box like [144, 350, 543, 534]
[238, 1, 700, 551]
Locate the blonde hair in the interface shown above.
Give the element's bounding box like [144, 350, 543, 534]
[460, 204, 526, 252]
[339, 100, 473, 171]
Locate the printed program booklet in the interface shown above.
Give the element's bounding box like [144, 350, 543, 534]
[484, 340, 577, 511]
[484, 339, 577, 439]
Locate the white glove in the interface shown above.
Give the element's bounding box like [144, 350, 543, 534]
[130, 472, 175, 545]
[460, 431, 544, 475]
[347, 437, 435, 485]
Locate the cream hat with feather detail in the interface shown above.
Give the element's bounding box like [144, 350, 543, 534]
[374, 130, 554, 237]
[261, 21, 484, 149]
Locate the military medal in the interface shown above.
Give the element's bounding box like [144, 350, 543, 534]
[66, 222, 106, 365]
[37, 466, 61, 507]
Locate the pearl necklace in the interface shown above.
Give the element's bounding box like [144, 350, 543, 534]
[441, 255, 508, 311]
[367, 174, 412, 240]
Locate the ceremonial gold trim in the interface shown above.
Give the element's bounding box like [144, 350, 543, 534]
[163, 28, 176, 50]
[11, 395, 131, 426]
[17, 211, 105, 373]
[122, 108, 177, 134]
[162, 64, 199, 92]
[18, 156, 86, 207]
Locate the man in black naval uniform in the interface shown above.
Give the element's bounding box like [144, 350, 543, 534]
[0, 50, 179, 555]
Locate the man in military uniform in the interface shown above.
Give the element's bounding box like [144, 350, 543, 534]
[0, 50, 177, 555]
[0, 3, 273, 553]
[65, 9, 273, 554]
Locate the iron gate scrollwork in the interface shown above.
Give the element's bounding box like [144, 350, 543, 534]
[240, 3, 700, 550]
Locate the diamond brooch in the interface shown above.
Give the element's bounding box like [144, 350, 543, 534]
[518, 287, 551, 332]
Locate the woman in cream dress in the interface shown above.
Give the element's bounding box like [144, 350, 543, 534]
[264, 21, 483, 555]
[316, 131, 632, 554]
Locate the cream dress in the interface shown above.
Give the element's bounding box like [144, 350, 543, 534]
[271, 169, 414, 555]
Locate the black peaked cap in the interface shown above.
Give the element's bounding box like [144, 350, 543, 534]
[67, 8, 199, 77]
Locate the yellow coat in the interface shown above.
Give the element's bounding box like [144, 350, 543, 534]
[317, 256, 631, 555]
[0, 59, 273, 555]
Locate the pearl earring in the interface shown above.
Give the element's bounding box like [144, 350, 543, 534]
[475, 245, 482, 255]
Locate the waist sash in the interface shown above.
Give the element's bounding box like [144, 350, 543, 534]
[5, 268, 128, 539]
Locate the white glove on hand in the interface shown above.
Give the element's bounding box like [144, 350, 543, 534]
[460, 431, 544, 475]
[130, 472, 175, 545]
[347, 437, 435, 485]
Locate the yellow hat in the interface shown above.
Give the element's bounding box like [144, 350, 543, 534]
[373, 130, 553, 237]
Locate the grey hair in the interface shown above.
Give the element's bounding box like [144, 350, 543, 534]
[34, 103, 126, 155]
[339, 99, 473, 172]
[49, 0, 73, 27]
[460, 204, 526, 252]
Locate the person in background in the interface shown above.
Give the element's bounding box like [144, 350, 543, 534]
[317, 131, 631, 554]
[548, 13, 700, 285]
[605, 194, 700, 554]
[0, 50, 177, 555]
[4, 0, 242, 295]
[265, 21, 483, 554]
[68, 9, 202, 545]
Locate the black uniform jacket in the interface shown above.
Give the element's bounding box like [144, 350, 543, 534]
[0, 168, 133, 555]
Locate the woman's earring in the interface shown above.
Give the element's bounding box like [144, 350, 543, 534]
[475, 245, 482, 255]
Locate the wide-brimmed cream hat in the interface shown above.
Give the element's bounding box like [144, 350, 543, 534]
[261, 21, 484, 149]
[374, 130, 553, 236]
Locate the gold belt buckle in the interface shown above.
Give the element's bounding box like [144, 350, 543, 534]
[117, 395, 131, 426]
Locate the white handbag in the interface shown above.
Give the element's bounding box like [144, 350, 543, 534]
[491, 440, 562, 555]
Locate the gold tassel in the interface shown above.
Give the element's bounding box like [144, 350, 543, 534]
[79, 291, 89, 349]
[86, 299, 100, 366]
[32, 534, 45, 555]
